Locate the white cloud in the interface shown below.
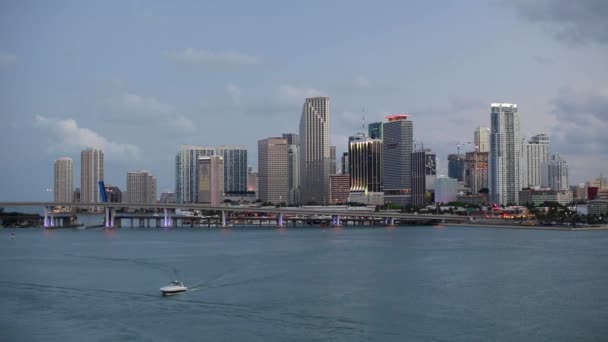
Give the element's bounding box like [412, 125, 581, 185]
[105, 91, 196, 133]
[0, 52, 17, 67]
[225, 83, 241, 105]
[164, 48, 260, 68]
[34, 115, 140, 161]
[278, 84, 326, 104]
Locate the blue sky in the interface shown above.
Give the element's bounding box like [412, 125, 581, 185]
[1, 0, 607, 200]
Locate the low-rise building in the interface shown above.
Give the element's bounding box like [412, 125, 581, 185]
[519, 189, 573, 206]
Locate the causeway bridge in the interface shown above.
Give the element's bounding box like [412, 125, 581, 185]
[0, 202, 472, 228]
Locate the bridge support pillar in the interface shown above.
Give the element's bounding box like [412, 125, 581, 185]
[221, 211, 227, 227]
[277, 213, 284, 227]
[332, 215, 342, 227]
[104, 207, 114, 228]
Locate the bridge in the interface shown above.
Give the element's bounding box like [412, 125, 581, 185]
[0, 202, 472, 228]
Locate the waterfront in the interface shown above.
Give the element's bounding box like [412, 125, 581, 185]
[1, 226, 607, 341]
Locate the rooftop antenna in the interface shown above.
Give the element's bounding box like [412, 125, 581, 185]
[362, 107, 366, 137]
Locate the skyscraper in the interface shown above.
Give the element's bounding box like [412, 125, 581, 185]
[525, 134, 550, 188]
[447, 154, 465, 182]
[542, 153, 569, 191]
[348, 135, 383, 193]
[283, 133, 301, 205]
[368, 122, 383, 139]
[330, 146, 337, 175]
[287, 144, 300, 205]
[489, 103, 522, 205]
[382, 114, 414, 205]
[80, 148, 104, 206]
[412, 149, 437, 207]
[299, 97, 331, 205]
[341, 152, 349, 175]
[474, 127, 490, 153]
[435, 176, 459, 204]
[217, 147, 247, 194]
[464, 151, 489, 193]
[176, 145, 215, 203]
[258, 137, 288, 204]
[127, 170, 157, 203]
[197, 156, 224, 205]
[54, 157, 73, 203]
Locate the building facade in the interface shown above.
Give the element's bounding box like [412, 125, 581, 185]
[474, 126, 490, 153]
[341, 152, 349, 175]
[80, 148, 104, 206]
[217, 147, 247, 194]
[369, 122, 383, 139]
[127, 170, 157, 203]
[176, 145, 215, 203]
[382, 114, 414, 205]
[525, 134, 550, 188]
[54, 157, 74, 203]
[348, 135, 383, 193]
[518, 189, 573, 206]
[105, 185, 122, 203]
[330, 146, 337, 175]
[447, 154, 465, 182]
[197, 156, 224, 205]
[287, 144, 300, 205]
[435, 176, 459, 204]
[329, 174, 350, 204]
[258, 137, 289, 204]
[411, 149, 436, 207]
[464, 151, 489, 194]
[542, 153, 569, 191]
[299, 97, 331, 205]
[489, 103, 522, 205]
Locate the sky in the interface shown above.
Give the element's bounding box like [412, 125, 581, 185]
[0, 0, 607, 201]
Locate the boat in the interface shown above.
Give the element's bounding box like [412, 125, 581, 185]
[160, 281, 188, 295]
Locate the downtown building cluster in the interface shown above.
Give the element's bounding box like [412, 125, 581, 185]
[52, 98, 607, 212]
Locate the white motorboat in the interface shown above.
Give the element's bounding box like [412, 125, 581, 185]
[160, 281, 188, 295]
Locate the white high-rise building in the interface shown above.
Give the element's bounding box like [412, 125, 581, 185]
[299, 97, 331, 205]
[127, 170, 157, 203]
[489, 103, 522, 205]
[525, 134, 550, 188]
[474, 127, 490, 153]
[54, 157, 74, 203]
[435, 176, 459, 204]
[542, 153, 569, 191]
[80, 148, 104, 206]
[176, 145, 215, 203]
[258, 137, 289, 204]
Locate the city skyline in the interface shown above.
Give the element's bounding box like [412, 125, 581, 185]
[1, 1, 607, 200]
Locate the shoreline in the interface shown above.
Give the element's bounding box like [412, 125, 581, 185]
[443, 222, 608, 231]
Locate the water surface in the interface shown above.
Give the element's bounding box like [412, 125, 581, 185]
[1, 226, 607, 341]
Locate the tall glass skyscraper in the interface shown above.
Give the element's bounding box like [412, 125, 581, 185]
[368, 122, 383, 139]
[489, 103, 522, 205]
[54, 157, 74, 203]
[382, 114, 413, 205]
[299, 97, 331, 205]
[218, 147, 248, 194]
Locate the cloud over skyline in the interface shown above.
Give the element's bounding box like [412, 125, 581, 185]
[34, 115, 140, 162]
[507, 0, 608, 46]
